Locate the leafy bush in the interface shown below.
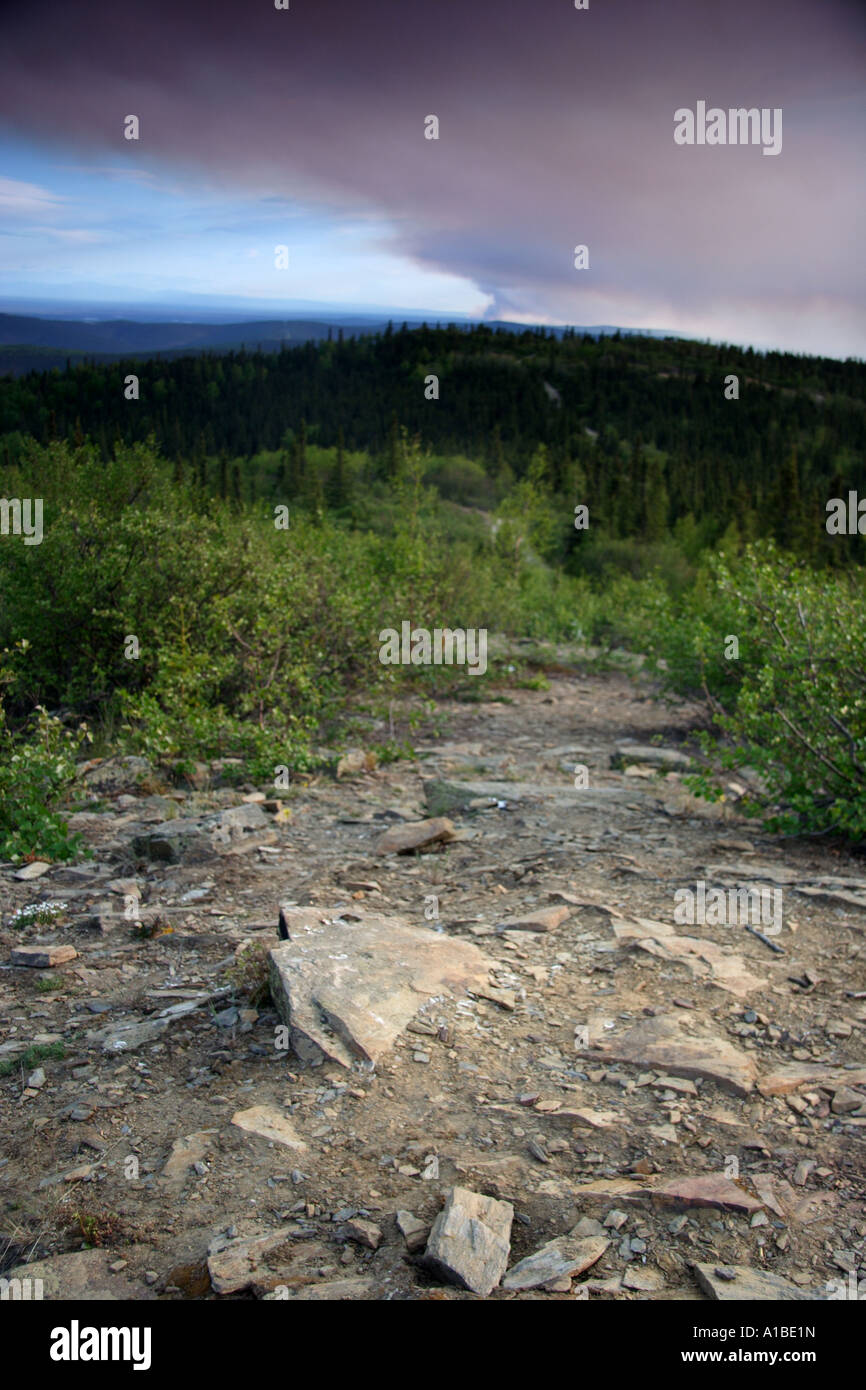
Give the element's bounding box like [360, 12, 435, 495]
[0, 650, 85, 861]
[704, 546, 866, 838]
[607, 542, 866, 839]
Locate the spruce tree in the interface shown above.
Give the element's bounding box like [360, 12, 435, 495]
[329, 427, 348, 508]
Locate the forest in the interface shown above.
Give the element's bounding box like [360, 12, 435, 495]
[0, 323, 864, 854]
[1, 323, 864, 564]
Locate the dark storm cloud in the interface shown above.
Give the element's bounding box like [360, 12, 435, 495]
[1, 0, 864, 349]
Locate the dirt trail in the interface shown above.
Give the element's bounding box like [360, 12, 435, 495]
[2, 670, 864, 1300]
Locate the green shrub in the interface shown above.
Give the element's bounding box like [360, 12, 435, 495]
[609, 541, 866, 839]
[0, 650, 85, 861]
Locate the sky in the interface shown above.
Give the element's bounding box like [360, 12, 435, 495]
[0, 0, 864, 356]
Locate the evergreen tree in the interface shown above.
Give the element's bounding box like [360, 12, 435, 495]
[643, 456, 669, 541]
[328, 427, 348, 508]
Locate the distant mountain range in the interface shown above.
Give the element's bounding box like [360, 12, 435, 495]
[0, 309, 684, 376]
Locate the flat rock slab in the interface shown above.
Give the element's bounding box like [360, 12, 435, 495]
[265, 1277, 379, 1301]
[649, 1175, 764, 1215]
[573, 1174, 763, 1216]
[795, 885, 866, 912]
[10, 944, 77, 968]
[612, 918, 765, 998]
[582, 1012, 757, 1097]
[270, 907, 494, 1067]
[546, 1107, 619, 1130]
[758, 1064, 866, 1097]
[3, 1248, 157, 1300]
[132, 804, 272, 863]
[622, 1266, 666, 1292]
[502, 1234, 608, 1290]
[80, 755, 152, 794]
[160, 1129, 219, 1184]
[613, 744, 690, 769]
[692, 1262, 824, 1301]
[207, 1230, 298, 1295]
[206, 1228, 335, 1296]
[92, 1016, 170, 1054]
[422, 1185, 514, 1297]
[12, 860, 52, 880]
[451, 779, 649, 810]
[231, 1104, 307, 1150]
[496, 906, 572, 934]
[374, 817, 455, 854]
[705, 863, 799, 885]
[751, 1173, 837, 1224]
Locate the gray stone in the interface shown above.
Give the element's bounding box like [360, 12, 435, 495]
[80, 756, 152, 795]
[269, 907, 493, 1067]
[263, 1276, 378, 1301]
[12, 861, 51, 881]
[422, 1186, 513, 1297]
[396, 1210, 429, 1253]
[340, 1218, 382, 1250]
[502, 1233, 608, 1290]
[201, 802, 271, 848]
[132, 819, 209, 864]
[831, 1086, 865, 1114]
[613, 744, 690, 769]
[692, 1262, 826, 1301]
[622, 1265, 665, 1292]
[132, 803, 273, 863]
[94, 1016, 170, 1054]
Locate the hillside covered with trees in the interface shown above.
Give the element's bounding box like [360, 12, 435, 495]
[2, 324, 864, 565]
[1, 324, 865, 853]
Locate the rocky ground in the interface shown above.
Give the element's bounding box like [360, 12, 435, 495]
[1, 668, 865, 1302]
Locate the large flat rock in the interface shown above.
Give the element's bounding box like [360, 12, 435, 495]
[231, 1104, 307, 1151]
[502, 1233, 608, 1290]
[269, 907, 494, 1067]
[691, 1262, 826, 1301]
[580, 1012, 757, 1097]
[611, 917, 765, 998]
[132, 804, 273, 863]
[572, 1174, 763, 1216]
[374, 816, 455, 854]
[758, 1063, 866, 1097]
[422, 1186, 514, 1297]
[613, 744, 690, 769]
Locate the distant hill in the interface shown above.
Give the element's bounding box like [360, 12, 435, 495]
[0, 311, 684, 376]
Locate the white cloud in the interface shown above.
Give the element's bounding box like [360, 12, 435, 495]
[0, 175, 65, 217]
